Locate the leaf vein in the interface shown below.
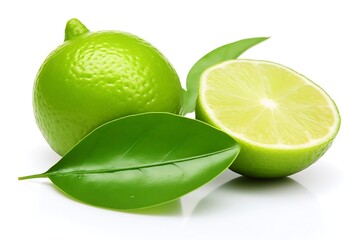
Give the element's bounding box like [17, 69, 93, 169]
[47, 146, 239, 177]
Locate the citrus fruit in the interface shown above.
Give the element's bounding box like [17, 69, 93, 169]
[33, 18, 183, 156]
[196, 59, 341, 178]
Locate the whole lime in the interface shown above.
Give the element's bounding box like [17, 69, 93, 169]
[34, 18, 183, 156]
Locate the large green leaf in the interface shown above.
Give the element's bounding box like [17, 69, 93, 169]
[181, 37, 269, 115]
[19, 113, 240, 210]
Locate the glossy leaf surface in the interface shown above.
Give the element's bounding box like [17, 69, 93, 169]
[181, 37, 269, 115]
[19, 113, 240, 210]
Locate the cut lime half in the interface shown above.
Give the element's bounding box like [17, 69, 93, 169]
[196, 59, 340, 178]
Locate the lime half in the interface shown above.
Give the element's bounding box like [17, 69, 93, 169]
[196, 59, 340, 178]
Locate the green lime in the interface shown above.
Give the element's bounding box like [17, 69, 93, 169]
[34, 18, 183, 156]
[196, 59, 340, 178]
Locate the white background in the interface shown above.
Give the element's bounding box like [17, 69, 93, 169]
[1, 0, 359, 239]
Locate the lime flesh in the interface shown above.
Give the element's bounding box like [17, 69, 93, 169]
[196, 59, 340, 178]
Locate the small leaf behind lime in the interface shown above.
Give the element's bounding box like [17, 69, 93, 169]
[181, 37, 269, 115]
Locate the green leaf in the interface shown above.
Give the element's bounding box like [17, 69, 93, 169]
[19, 113, 240, 210]
[181, 37, 269, 115]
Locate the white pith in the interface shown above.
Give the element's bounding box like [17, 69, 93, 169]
[260, 98, 277, 109]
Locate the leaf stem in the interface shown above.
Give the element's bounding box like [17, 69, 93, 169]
[18, 173, 48, 180]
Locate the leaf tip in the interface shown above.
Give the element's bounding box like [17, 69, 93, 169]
[256, 36, 271, 42]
